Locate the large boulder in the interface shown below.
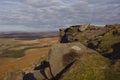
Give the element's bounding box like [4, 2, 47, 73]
[48, 42, 97, 79]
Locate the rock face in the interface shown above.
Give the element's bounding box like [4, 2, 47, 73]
[59, 23, 117, 43]
[79, 23, 90, 31]
[48, 42, 89, 77]
[47, 42, 110, 80]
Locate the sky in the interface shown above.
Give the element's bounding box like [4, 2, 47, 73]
[0, 0, 120, 32]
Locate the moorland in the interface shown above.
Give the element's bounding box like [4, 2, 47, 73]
[0, 32, 58, 80]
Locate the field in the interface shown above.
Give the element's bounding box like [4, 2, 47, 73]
[0, 33, 58, 80]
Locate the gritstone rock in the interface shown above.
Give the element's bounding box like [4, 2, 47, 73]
[48, 42, 96, 77]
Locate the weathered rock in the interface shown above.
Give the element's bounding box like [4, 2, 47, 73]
[59, 24, 112, 43]
[4, 71, 24, 80]
[30, 71, 43, 80]
[84, 28, 107, 39]
[48, 42, 96, 78]
[79, 23, 90, 31]
[59, 28, 65, 37]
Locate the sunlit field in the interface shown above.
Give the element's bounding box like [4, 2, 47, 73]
[0, 37, 58, 79]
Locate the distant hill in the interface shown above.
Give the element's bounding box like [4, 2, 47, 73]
[0, 32, 58, 40]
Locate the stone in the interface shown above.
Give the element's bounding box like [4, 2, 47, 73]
[48, 42, 94, 78]
[71, 46, 81, 51]
[79, 23, 90, 31]
[4, 71, 24, 80]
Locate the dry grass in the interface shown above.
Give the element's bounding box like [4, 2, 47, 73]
[0, 37, 58, 80]
[62, 52, 110, 80]
[0, 47, 49, 79]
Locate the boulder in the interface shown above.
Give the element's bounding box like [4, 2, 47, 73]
[79, 23, 90, 31]
[48, 42, 96, 78]
[4, 71, 24, 80]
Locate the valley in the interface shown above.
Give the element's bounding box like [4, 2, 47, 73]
[0, 32, 58, 80]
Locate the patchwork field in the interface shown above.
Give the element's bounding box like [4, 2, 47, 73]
[0, 36, 58, 80]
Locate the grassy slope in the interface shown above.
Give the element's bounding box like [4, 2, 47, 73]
[62, 52, 110, 80]
[98, 27, 120, 54]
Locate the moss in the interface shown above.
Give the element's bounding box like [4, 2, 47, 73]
[98, 30, 120, 54]
[62, 53, 110, 80]
[105, 60, 120, 80]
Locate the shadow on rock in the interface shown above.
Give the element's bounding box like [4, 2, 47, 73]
[34, 60, 54, 80]
[23, 73, 37, 80]
[51, 60, 76, 80]
[103, 42, 120, 64]
[33, 60, 75, 80]
[87, 40, 102, 50]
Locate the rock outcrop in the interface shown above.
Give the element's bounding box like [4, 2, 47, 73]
[48, 42, 91, 78]
[47, 42, 110, 80]
[4, 42, 99, 80]
[4, 24, 120, 80]
[59, 24, 119, 43]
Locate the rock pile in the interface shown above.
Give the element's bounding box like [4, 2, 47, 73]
[59, 23, 117, 43]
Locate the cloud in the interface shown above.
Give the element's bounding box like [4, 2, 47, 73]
[0, 0, 120, 32]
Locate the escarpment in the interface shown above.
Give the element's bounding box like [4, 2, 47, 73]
[4, 24, 120, 80]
